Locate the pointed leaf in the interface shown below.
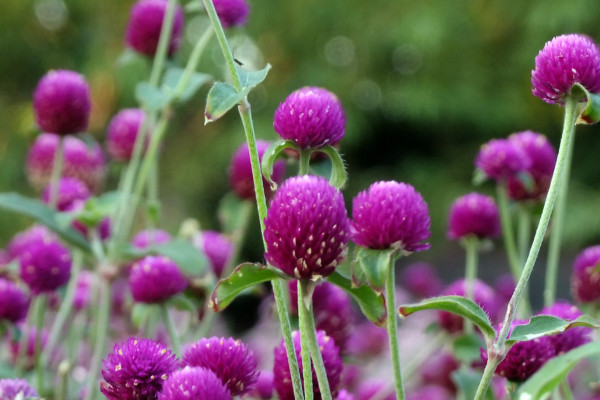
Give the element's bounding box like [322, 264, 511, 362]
[316, 145, 347, 189]
[136, 82, 171, 112]
[163, 67, 211, 102]
[507, 315, 600, 345]
[261, 139, 298, 190]
[204, 82, 248, 123]
[236, 63, 271, 89]
[210, 263, 286, 311]
[353, 247, 397, 292]
[326, 271, 387, 326]
[122, 239, 208, 277]
[398, 295, 496, 343]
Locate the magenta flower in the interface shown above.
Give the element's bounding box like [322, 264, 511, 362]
[42, 177, 90, 211]
[273, 330, 343, 400]
[0, 378, 39, 400]
[7, 225, 56, 262]
[447, 192, 501, 240]
[229, 140, 285, 200]
[539, 301, 591, 354]
[532, 34, 600, 105]
[132, 229, 172, 249]
[33, 69, 91, 135]
[19, 237, 71, 294]
[571, 245, 600, 303]
[106, 108, 146, 162]
[192, 230, 233, 278]
[212, 0, 250, 28]
[100, 337, 179, 400]
[350, 181, 431, 252]
[475, 138, 531, 182]
[0, 279, 29, 323]
[158, 366, 232, 400]
[182, 336, 258, 396]
[274, 87, 346, 149]
[249, 370, 274, 400]
[125, 0, 185, 57]
[400, 262, 443, 299]
[129, 256, 187, 304]
[264, 175, 349, 280]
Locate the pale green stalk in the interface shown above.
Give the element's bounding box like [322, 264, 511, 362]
[299, 150, 311, 175]
[517, 205, 531, 264]
[464, 236, 479, 334]
[149, 0, 178, 87]
[162, 305, 182, 356]
[385, 261, 406, 400]
[297, 280, 314, 400]
[34, 295, 47, 393]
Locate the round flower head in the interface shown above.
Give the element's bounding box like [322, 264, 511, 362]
[400, 262, 443, 299]
[571, 245, 600, 303]
[212, 0, 250, 28]
[100, 337, 179, 400]
[475, 138, 531, 182]
[158, 366, 232, 400]
[229, 140, 285, 200]
[132, 229, 172, 250]
[532, 34, 600, 105]
[33, 69, 91, 135]
[7, 225, 56, 262]
[0, 279, 29, 323]
[192, 230, 234, 278]
[249, 370, 273, 400]
[42, 177, 90, 211]
[129, 256, 187, 304]
[350, 181, 431, 252]
[19, 237, 71, 294]
[264, 175, 349, 280]
[106, 108, 147, 162]
[273, 87, 346, 149]
[27, 133, 106, 191]
[125, 0, 185, 57]
[0, 378, 39, 400]
[540, 301, 592, 354]
[447, 192, 501, 240]
[506, 131, 557, 201]
[182, 336, 258, 396]
[273, 330, 343, 400]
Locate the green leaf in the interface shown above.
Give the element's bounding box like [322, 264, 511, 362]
[316, 145, 347, 189]
[0, 193, 91, 252]
[507, 315, 600, 345]
[452, 368, 495, 400]
[326, 271, 387, 326]
[261, 139, 298, 190]
[235, 63, 271, 89]
[353, 247, 397, 292]
[210, 263, 285, 311]
[398, 295, 496, 343]
[77, 191, 123, 227]
[204, 82, 247, 123]
[574, 83, 600, 125]
[517, 341, 600, 400]
[217, 192, 253, 238]
[163, 67, 211, 102]
[453, 333, 486, 364]
[136, 82, 171, 112]
[123, 239, 209, 277]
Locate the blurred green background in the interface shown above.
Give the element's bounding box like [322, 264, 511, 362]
[1, 0, 600, 303]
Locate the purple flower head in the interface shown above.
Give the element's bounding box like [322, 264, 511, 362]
[264, 175, 349, 280]
[0, 279, 29, 324]
[274, 87, 346, 149]
[249, 370, 273, 400]
[192, 231, 233, 279]
[73, 270, 94, 311]
[572, 245, 600, 303]
[420, 351, 459, 393]
[400, 262, 443, 299]
[27, 133, 106, 191]
[182, 336, 258, 396]
[447, 192, 501, 240]
[406, 385, 453, 400]
[106, 108, 147, 162]
[532, 34, 600, 105]
[7, 225, 56, 262]
[42, 177, 90, 211]
[506, 131, 557, 201]
[33, 69, 91, 135]
[19, 237, 71, 294]
[212, 0, 250, 28]
[475, 138, 531, 182]
[132, 229, 172, 250]
[100, 337, 179, 400]
[540, 301, 592, 354]
[273, 330, 343, 400]
[350, 181, 431, 252]
[129, 256, 187, 304]
[0, 378, 39, 400]
[229, 140, 285, 200]
[125, 0, 185, 57]
[158, 366, 232, 400]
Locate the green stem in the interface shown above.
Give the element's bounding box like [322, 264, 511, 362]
[544, 128, 575, 307]
[297, 280, 314, 400]
[162, 305, 182, 356]
[464, 236, 479, 334]
[474, 96, 578, 400]
[299, 150, 311, 175]
[34, 295, 47, 393]
[474, 348, 498, 400]
[49, 137, 64, 210]
[83, 280, 110, 400]
[173, 26, 214, 99]
[149, 0, 178, 87]
[385, 261, 406, 400]
[517, 205, 531, 264]
[561, 378, 574, 400]
[56, 360, 70, 400]
[147, 161, 160, 227]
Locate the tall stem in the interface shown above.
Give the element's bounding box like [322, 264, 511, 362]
[385, 261, 406, 400]
[161, 305, 182, 356]
[464, 236, 479, 334]
[49, 137, 64, 210]
[297, 280, 314, 400]
[34, 295, 47, 393]
[173, 26, 214, 98]
[149, 0, 178, 87]
[517, 205, 531, 264]
[83, 280, 110, 400]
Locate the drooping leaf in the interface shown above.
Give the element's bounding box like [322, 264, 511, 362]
[316, 145, 347, 189]
[352, 247, 397, 292]
[204, 82, 246, 123]
[261, 139, 298, 189]
[162, 67, 211, 102]
[398, 295, 496, 343]
[326, 271, 387, 326]
[236, 63, 271, 89]
[135, 82, 171, 112]
[507, 315, 600, 345]
[122, 239, 208, 277]
[574, 82, 600, 125]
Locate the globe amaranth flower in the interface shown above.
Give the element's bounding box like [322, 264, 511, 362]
[100, 337, 179, 400]
[0, 378, 39, 400]
[248, 370, 273, 400]
[532, 34, 600, 105]
[7, 225, 56, 262]
[27, 133, 106, 191]
[274, 87, 346, 149]
[273, 330, 343, 400]
[447, 192, 501, 240]
[229, 140, 286, 200]
[0, 279, 29, 323]
[33, 69, 91, 135]
[132, 229, 172, 250]
[19, 237, 71, 294]
[42, 177, 90, 211]
[400, 262, 443, 299]
[571, 245, 600, 303]
[350, 181, 431, 252]
[125, 0, 184, 57]
[182, 336, 258, 396]
[475, 138, 531, 182]
[212, 0, 250, 28]
[539, 301, 591, 354]
[129, 256, 187, 304]
[264, 175, 349, 280]
[106, 108, 147, 162]
[158, 366, 232, 400]
[506, 131, 556, 201]
[192, 230, 233, 278]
